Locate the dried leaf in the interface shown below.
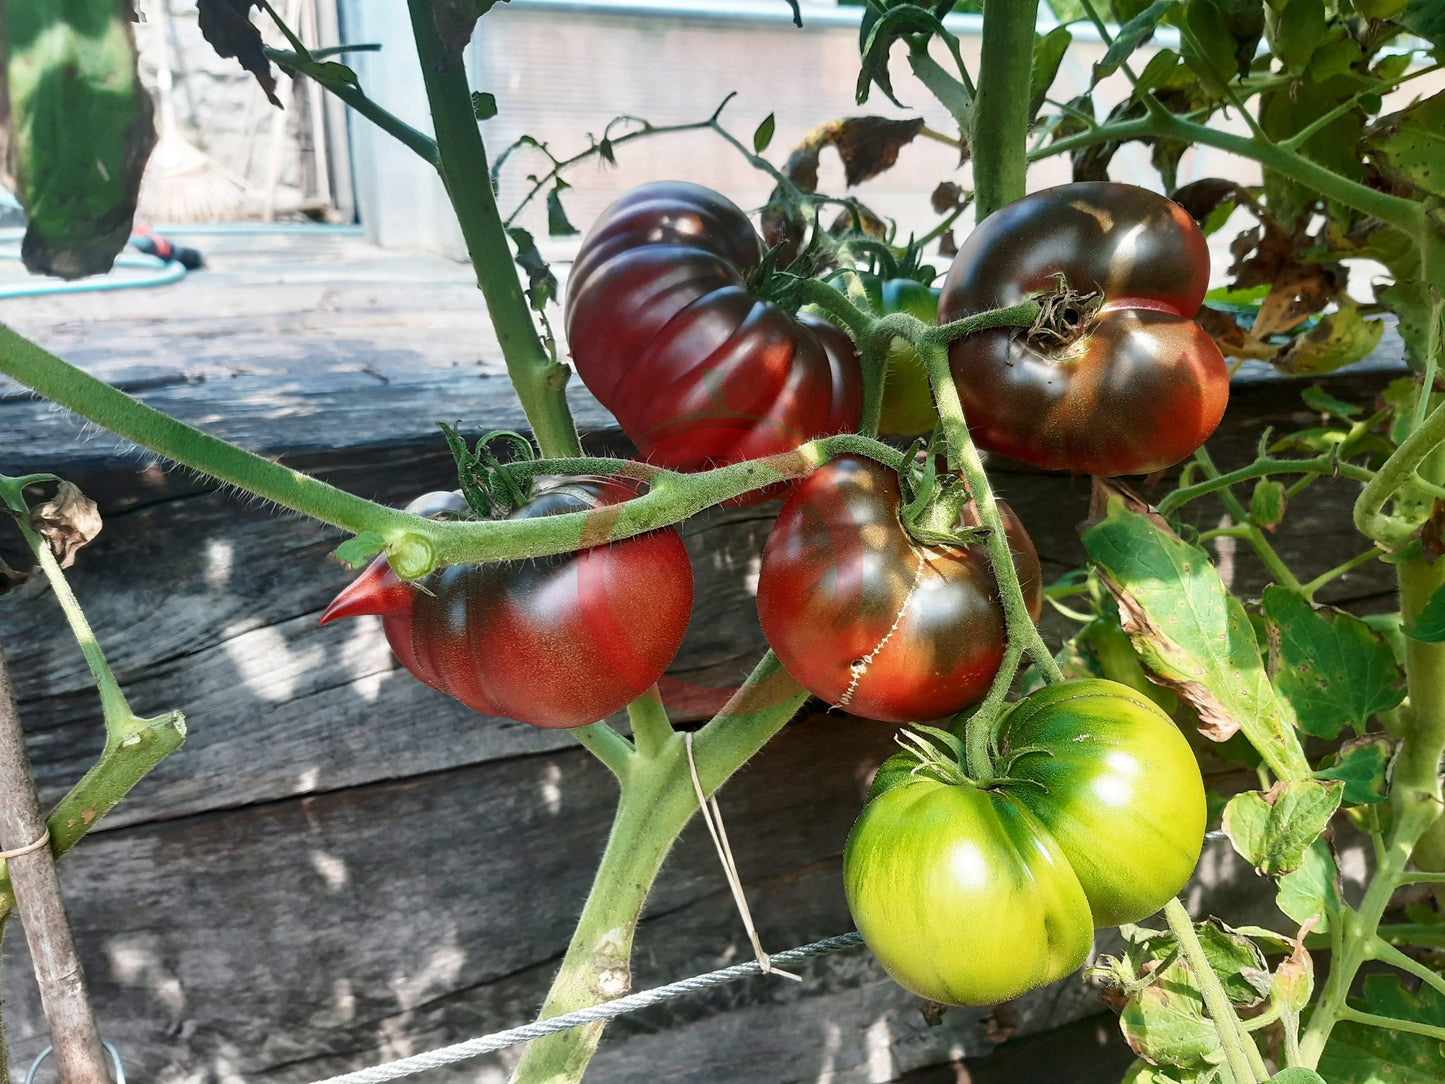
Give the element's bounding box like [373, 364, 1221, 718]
[782, 116, 924, 189]
[197, 0, 279, 107]
[931, 181, 965, 213]
[28, 481, 102, 568]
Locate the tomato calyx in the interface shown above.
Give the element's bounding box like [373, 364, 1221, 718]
[887, 725, 1054, 797]
[1023, 272, 1104, 353]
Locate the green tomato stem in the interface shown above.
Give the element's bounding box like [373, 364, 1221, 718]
[1157, 453, 1374, 517]
[971, 0, 1037, 222]
[510, 652, 806, 1081]
[1162, 898, 1263, 1084]
[1366, 936, 1445, 999]
[1356, 397, 1445, 548]
[907, 43, 972, 129]
[627, 690, 673, 761]
[0, 477, 186, 920]
[1337, 1005, 1445, 1044]
[1190, 446, 1305, 594]
[406, 0, 582, 462]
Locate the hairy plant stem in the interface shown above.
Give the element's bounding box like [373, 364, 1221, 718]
[1191, 447, 1304, 593]
[1163, 898, 1262, 1084]
[406, 0, 581, 461]
[1356, 396, 1445, 547]
[1157, 452, 1375, 518]
[919, 340, 1062, 776]
[0, 476, 187, 919]
[509, 654, 808, 1082]
[1298, 426, 1445, 1066]
[971, 0, 1037, 221]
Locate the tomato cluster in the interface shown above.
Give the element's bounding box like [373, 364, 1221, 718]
[845, 680, 1207, 1005]
[319, 482, 693, 729]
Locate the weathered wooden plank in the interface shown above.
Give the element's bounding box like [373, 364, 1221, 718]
[0, 711, 1319, 1083]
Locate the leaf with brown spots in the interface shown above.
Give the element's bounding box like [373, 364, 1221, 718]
[1083, 499, 1311, 780]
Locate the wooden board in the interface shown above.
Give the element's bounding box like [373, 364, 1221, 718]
[0, 228, 1402, 1080]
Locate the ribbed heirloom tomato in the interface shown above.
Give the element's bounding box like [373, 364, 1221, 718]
[844, 679, 1207, 1005]
[564, 181, 863, 479]
[319, 481, 694, 729]
[938, 181, 1229, 477]
[755, 455, 1042, 723]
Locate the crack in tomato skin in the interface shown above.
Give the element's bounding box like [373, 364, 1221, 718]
[836, 549, 927, 709]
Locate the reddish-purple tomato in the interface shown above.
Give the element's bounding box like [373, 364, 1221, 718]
[565, 182, 863, 485]
[319, 480, 693, 729]
[938, 182, 1229, 477]
[755, 456, 1043, 723]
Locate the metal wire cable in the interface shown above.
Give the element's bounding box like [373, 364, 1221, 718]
[305, 931, 865, 1084]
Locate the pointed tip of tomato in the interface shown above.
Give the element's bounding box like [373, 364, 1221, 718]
[318, 558, 412, 625]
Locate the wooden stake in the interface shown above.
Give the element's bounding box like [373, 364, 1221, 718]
[0, 641, 110, 1083]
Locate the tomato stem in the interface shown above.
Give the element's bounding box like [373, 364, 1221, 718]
[1162, 898, 1264, 1084]
[407, 0, 583, 462]
[627, 689, 674, 761]
[971, 0, 1037, 222]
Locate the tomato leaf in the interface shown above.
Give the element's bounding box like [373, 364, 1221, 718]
[753, 113, 776, 153]
[1315, 737, 1391, 806]
[1317, 974, 1445, 1084]
[332, 532, 387, 571]
[1083, 504, 1311, 780]
[1222, 779, 1342, 876]
[1117, 965, 1225, 1071]
[546, 182, 579, 237]
[1265, 0, 1326, 74]
[1368, 91, 1445, 199]
[1276, 837, 1341, 932]
[1262, 586, 1404, 739]
[197, 0, 279, 106]
[1398, 0, 1445, 50]
[1273, 304, 1387, 377]
[1031, 27, 1072, 122]
[1128, 920, 1273, 1007]
[7, 0, 156, 278]
[1092, 0, 1174, 85]
[472, 91, 498, 121]
[1269, 1070, 1327, 1084]
[1409, 583, 1445, 642]
[25, 480, 102, 569]
[1250, 479, 1286, 531]
[1299, 385, 1362, 421]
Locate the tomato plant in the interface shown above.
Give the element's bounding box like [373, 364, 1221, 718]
[847, 678, 1206, 1005]
[755, 455, 1042, 723]
[319, 481, 693, 729]
[564, 181, 863, 477]
[938, 182, 1229, 477]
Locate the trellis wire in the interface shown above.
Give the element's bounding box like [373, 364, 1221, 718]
[305, 931, 865, 1084]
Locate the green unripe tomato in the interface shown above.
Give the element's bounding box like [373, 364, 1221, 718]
[844, 778, 1094, 1006]
[997, 679, 1208, 928]
[828, 274, 941, 437]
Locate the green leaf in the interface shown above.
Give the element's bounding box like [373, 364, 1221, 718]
[753, 112, 776, 153]
[1317, 974, 1445, 1084]
[507, 226, 558, 310]
[1162, 921, 1274, 1005]
[546, 182, 579, 237]
[1222, 779, 1343, 875]
[1263, 586, 1404, 740]
[1272, 304, 1386, 377]
[1300, 385, 1362, 421]
[332, 532, 387, 570]
[1031, 27, 1072, 122]
[472, 91, 498, 120]
[7, 0, 156, 278]
[1183, 0, 1263, 88]
[1250, 480, 1286, 530]
[1370, 91, 1445, 199]
[1276, 837, 1340, 931]
[1118, 974, 1224, 1071]
[1265, 0, 1326, 74]
[1399, 0, 1445, 51]
[1315, 737, 1391, 806]
[1410, 584, 1445, 643]
[1378, 280, 1439, 367]
[1082, 503, 1311, 780]
[1094, 1, 1175, 84]
[1269, 1070, 1327, 1084]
